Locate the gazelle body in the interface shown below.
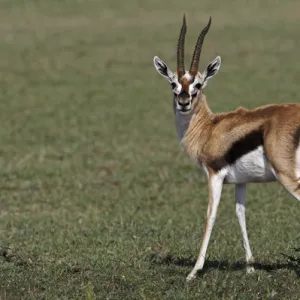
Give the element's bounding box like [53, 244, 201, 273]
[153, 15, 300, 281]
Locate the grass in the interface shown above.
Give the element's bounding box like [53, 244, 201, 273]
[0, 0, 300, 299]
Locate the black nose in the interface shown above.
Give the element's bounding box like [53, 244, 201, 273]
[179, 91, 189, 98]
[178, 101, 189, 107]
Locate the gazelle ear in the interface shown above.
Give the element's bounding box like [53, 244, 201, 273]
[153, 56, 174, 83]
[201, 56, 221, 88]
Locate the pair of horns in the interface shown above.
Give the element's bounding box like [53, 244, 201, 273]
[177, 15, 212, 79]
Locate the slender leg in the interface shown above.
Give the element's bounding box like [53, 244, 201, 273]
[235, 183, 254, 273]
[186, 173, 224, 281]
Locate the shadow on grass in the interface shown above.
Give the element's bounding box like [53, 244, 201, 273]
[149, 251, 300, 277]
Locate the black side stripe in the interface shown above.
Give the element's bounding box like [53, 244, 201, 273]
[210, 130, 264, 171]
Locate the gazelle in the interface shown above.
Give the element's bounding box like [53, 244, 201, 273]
[153, 15, 300, 281]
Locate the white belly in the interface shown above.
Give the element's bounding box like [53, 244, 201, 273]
[224, 146, 277, 184]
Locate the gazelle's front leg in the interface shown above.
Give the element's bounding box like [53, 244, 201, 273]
[186, 172, 224, 281]
[235, 184, 254, 273]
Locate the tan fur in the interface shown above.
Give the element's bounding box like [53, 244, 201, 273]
[179, 77, 191, 94]
[183, 93, 300, 188]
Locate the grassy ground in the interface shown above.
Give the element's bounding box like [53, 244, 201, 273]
[0, 0, 300, 299]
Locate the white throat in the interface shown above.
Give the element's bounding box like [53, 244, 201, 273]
[174, 101, 193, 142]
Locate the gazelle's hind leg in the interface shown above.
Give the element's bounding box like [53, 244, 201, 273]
[235, 184, 255, 273]
[264, 138, 300, 201]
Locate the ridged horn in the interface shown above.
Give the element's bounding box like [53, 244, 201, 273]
[177, 14, 187, 79]
[189, 17, 211, 77]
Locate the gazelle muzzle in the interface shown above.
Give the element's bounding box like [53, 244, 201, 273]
[176, 97, 192, 113]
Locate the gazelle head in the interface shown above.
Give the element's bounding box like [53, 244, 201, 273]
[153, 15, 221, 115]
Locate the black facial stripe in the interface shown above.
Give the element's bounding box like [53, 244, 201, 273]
[171, 82, 176, 89]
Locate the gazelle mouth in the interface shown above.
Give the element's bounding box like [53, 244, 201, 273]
[177, 100, 192, 113]
[180, 108, 191, 113]
[177, 106, 192, 114]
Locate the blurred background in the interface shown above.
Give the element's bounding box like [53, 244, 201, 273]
[0, 0, 300, 299]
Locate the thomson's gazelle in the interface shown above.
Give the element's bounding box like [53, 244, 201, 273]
[153, 15, 300, 281]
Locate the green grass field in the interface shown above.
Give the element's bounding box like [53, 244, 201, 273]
[1, 0, 300, 299]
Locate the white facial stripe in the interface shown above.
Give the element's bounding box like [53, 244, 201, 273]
[172, 73, 202, 96]
[189, 79, 202, 96]
[176, 83, 182, 94]
[189, 84, 197, 96]
[171, 78, 182, 94]
[184, 72, 193, 81]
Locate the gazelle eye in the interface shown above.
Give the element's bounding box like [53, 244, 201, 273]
[195, 83, 201, 89]
[171, 82, 177, 89]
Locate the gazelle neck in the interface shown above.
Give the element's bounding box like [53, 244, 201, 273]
[174, 93, 212, 143]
